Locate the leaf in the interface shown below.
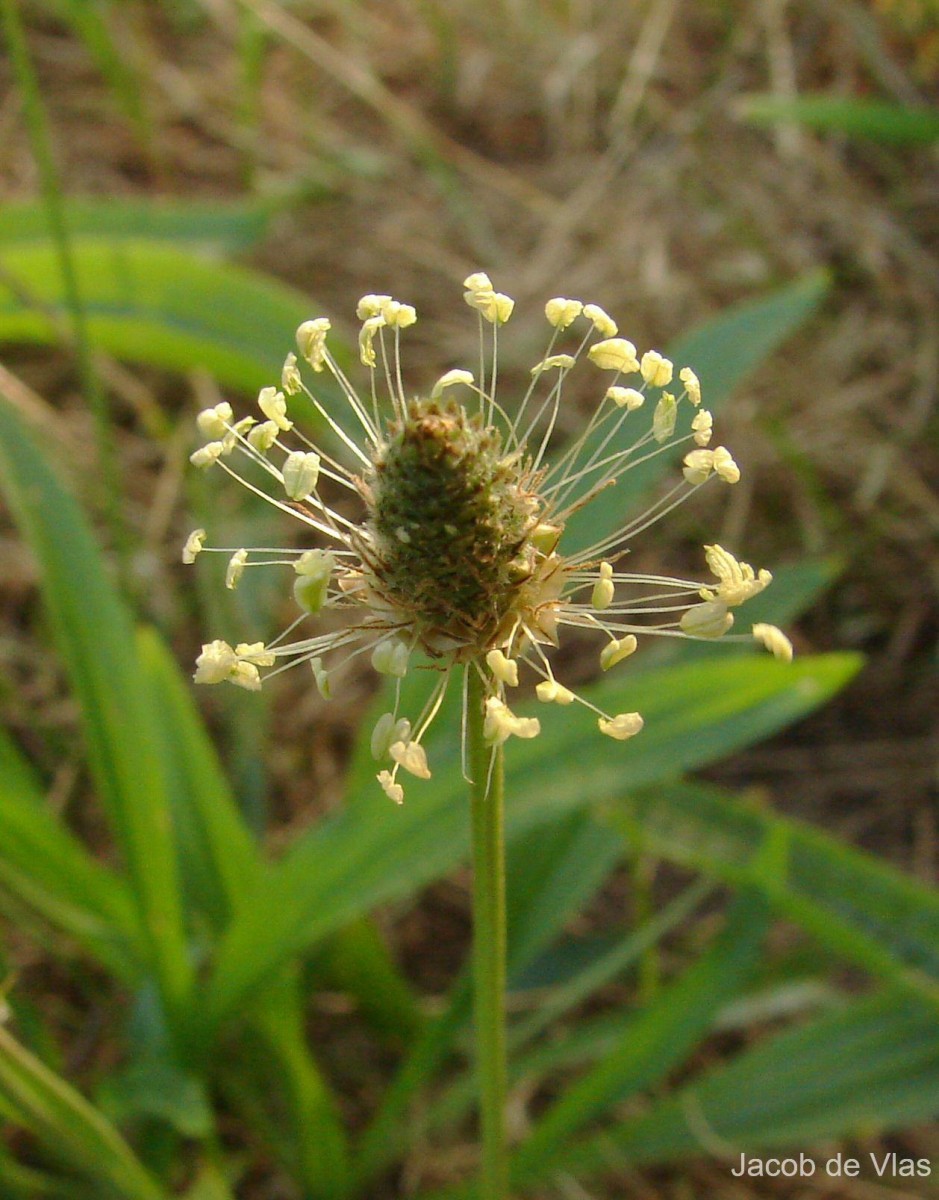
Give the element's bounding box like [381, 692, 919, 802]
[0, 239, 320, 395]
[738, 94, 939, 146]
[0, 1025, 165, 1200]
[604, 778, 939, 1008]
[563, 272, 829, 552]
[0, 725, 143, 979]
[0, 198, 277, 252]
[198, 653, 855, 1043]
[0, 401, 193, 1036]
[98, 1057, 213, 1139]
[514, 891, 770, 1180]
[563, 991, 939, 1174]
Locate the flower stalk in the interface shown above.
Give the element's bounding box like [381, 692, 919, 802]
[467, 667, 509, 1200]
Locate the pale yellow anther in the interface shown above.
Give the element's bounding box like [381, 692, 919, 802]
[356, 294, 393, 320]
[310, 657, 331, 699]
[545, 297, 583, 329]
[234, 642, 276, 667]
[598, 712, 644, 740]
[701, 544, 772, 606]
[390, 739, 431, 779]
[680, 600, 734, 638]
[182, 529, 206, 564]
[196, 402, 233, 440]
[531, 354, 575, 375]
[293, 549, 335, 613]
[226, 549, 248, 590]
[483, 696, 540, 745]
[640, 350, 673, 388]
[679, 366, 702, 405]
[486, 649, 519, 686]
[583, 303, 617, 337]
[535, 679, 575, 705]
[358, 315, 385, 368]
[247, 421, 279, 452]
[691, 409, 713, 447]
[377, 769, 404, 804]
[228, 661, 262, 691]
[752, 623, 794, 663]
[371, 712, 412, 760]
[588, 338, 640, 373]
[193, 639, 236, 684]
[682, 448, 714, 485]
[592, 561, 615, 610]
[282, 451, 321, 499]
[296, 317, 331, 371]
[431, 369, 475, 398]
[600, 634, 638, 671]
[371, 638, 410, 678]
[652, 392, 677, 443]
[462, 272, 493, 294]
[281, 352, 302, 396]
[382, 300, 417, 329]
[712, 446, 740, 484]
[189, 441, 224, 469]
[258, 386, 292, 431]
[606, 386, 644, 410]
[473, 291, 514, 324]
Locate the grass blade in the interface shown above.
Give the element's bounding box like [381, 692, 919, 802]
[0, 197, 277, 252]
[514, 891, 770, 1180]
[0, 1025, 165, 1200]
[739, 94, 939, 145]
[0, 401, 193, 1039]
[604, 778, 939, 1007]
[0, 726, 143, 979]
[0, 239, 322, 395]
[564, 991, 939, 1173]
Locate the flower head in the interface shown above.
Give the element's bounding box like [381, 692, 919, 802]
[187, 274, 790, 801]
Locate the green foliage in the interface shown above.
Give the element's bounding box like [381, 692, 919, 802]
[0, 275, 936, 1198]
[739, 93, 939, 145]
[0, 239, 321, 395]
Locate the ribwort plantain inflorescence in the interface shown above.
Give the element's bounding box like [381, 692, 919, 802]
[186, 273, 792, 803]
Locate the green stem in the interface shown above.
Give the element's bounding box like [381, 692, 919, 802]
[466, 667, 509, 1200]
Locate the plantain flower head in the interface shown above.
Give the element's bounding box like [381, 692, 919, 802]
[186, 277, 790, 801]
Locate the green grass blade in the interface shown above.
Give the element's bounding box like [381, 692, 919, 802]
[0, 1025, 166, 1200]
[250, 973, 351, 1199]
[0, 1148, 89, 1200]
[514, 891, 770, 1180]
[563, 272, 829, 551]
[604, 778, 939, 1007]
[199, 652, 853, 1045]
[0, 198, 277, 251]
[739, 94, 939, 145]
[564, 991, 939, 1174]
[0, 401, 193, 1038]
[0, 725, 143, 978]
[0, 239, 322, 395]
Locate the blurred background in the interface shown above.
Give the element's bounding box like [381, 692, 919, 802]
[0, 1, 937, 1197]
